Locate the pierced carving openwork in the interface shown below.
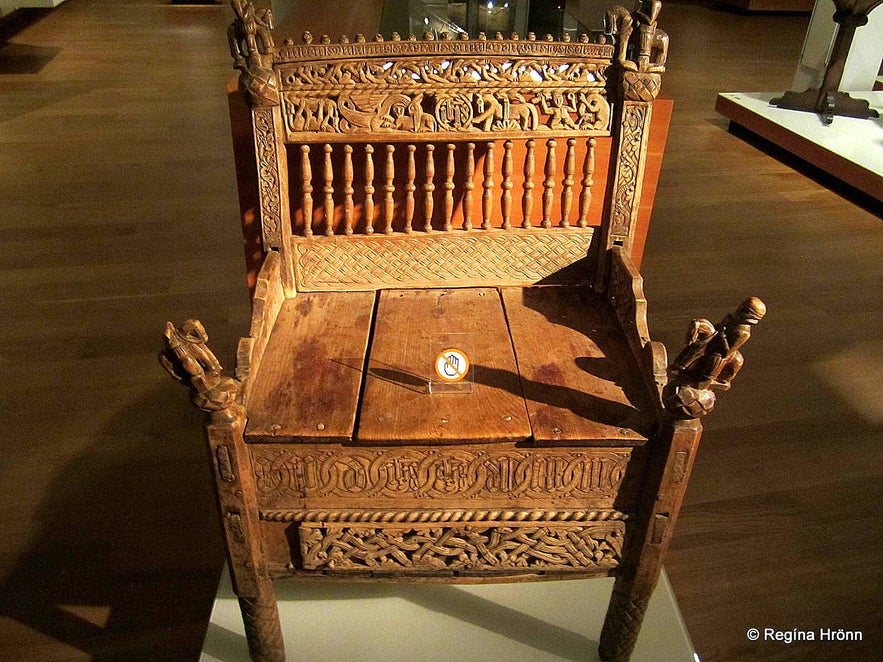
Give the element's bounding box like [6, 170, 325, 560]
[299, 521, 625, 572]
[277, 50, 613, 140]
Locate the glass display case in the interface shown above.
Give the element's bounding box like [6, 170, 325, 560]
[380, 0, 590, 40]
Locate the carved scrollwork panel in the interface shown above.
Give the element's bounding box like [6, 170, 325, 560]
[252, 106, 283, 247]
[250, 446, 632, 505]
[299, 521, 625, 572]
[609, 103, 648, 241]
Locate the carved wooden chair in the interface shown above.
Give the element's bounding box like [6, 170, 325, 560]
[162, 2, 764, 660]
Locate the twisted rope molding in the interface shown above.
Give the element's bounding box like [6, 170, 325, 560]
[259, 508, 629, 523]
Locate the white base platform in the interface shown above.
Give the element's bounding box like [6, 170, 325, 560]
[201, 569, 696, 662]
[716, 91, 883, 203]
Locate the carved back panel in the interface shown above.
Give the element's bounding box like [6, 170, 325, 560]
[233, 2, 667, 293]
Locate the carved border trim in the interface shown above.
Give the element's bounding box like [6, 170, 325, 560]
[276, 40, 614, 63]
[260, 508, 629, 523]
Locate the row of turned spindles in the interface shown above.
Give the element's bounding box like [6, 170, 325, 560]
[300, 138, 597, 236]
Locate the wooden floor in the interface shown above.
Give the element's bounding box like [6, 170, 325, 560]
[0, 1, 880, 661]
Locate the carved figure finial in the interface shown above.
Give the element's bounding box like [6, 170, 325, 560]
[614, 0, 667, 72]
[161, 320, 241, 420]
[663, 297, 766, 419]
[228, 0, 279, 106]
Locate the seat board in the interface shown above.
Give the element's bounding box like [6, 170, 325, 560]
[356, 288, 532, 444]
[501, 286, 654, 444]
[245, 292, 376, 442]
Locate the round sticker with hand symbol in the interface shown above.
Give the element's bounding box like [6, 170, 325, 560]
[434, 348, 470, 383]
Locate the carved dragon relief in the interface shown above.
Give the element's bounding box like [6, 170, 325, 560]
[277, 52, 612, 138]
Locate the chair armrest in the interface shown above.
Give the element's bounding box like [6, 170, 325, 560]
[607, 246, 667, 407]
[237, 250, 286, 404]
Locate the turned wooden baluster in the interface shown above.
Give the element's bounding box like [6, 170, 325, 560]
[364, 144, 375, 234]
[482, 141, 494, 230]
[300, 145, 313, 237]
[443, 144, 455, 232]
[405, 144, 416, 233]
[322, 144, 334, 236]
[542, 138, 556, 229]
[501, 140, 513, 230]
[561, 138, 576, 228]
[578, 137, 596, 228]
[463, 142, 475, 230]
[522, 138, 535, 229]
[424, 144, 435, 232]
[383, 144, 395, 234]
[342, 144, 354, 235]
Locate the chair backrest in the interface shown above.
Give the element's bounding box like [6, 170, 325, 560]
[228, 0, 668, 295]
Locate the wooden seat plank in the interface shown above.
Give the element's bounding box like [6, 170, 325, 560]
[245, 292, 375, 442]
[501, 286, 655, 444]
[357, 288, 531, 444]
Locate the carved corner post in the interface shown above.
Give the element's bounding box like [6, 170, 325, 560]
[600, 297, 766, 659]
[599, 418, 701, 662]
[205, 407, 285, 662]
[595, 0, 667, 292]
[160, 320, 285, 662]
[230, 0, 296, 296]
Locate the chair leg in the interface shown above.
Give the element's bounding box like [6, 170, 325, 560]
[203, 408, 286, 661]
[598, 575, 653, 662]
[599, 419, 703, 661]
[239, 590, 285, 662]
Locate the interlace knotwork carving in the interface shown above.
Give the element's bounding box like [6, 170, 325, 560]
[292, 230, 594, 290]
[299, 522, 625, 571]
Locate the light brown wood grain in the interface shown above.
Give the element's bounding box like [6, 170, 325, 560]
[357, 288, 531, 444]
[501, 286, 655, 444]
[245, 293, 375, 442]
